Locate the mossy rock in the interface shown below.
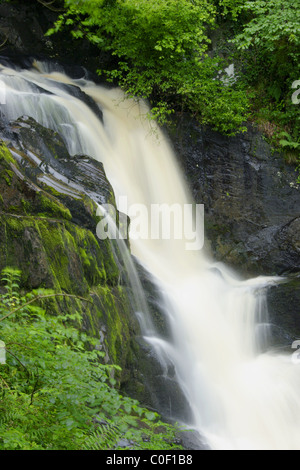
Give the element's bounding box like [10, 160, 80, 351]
[0, 133, 140, 384]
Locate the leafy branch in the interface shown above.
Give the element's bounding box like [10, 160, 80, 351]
[0, 37, 8, 50]
[37, 0, 65, 12]
[0, 293, 92, 323]
[46, 0, 250, 135]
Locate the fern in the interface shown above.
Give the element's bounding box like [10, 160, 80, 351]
[0, 267, 184, 450]
[0, 268, 22, 315]
[278, 132, 300, 150]
[83, 422, 125, 450]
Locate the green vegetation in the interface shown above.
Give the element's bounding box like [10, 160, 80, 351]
[0, 267, 183, 450]
[3, 1, 299, 159]
[46, 0, 250, 136]
[43, 0, 299, 161]
[230, 0, 300, 162]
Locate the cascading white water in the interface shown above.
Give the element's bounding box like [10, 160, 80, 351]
[1, 61, 300, 450]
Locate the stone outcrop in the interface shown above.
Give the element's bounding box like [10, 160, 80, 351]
[170, 118, 300, 341]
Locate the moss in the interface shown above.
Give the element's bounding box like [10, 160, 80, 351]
[21, 199, 31, 214]
[36, 221, 78, 292]
[0, 212, 139, 384]
[7, 205, 21, 214]
[0, 135, 140, 387]
[37, 193, 72, 221]
[40, 283, 136, 381]
[80, 247, 91, 268]
[0, 216, 37, 280]
[5, 215, 29, 234]
[1, 169, 13, 186]
[67, 224, 108, 285]
[0, 143, 16, 165]
[46, 186, 64, 197]
[87, 284, 134, 371]
[31, 281, 136, 381]
[2, 215, 97, 291]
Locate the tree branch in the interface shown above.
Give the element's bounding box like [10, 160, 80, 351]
[0, 37, 8, 50]
[6, 349, 30, 377]
[36, 0, 65, 13]
[29, 369, 42, 406]
[0, 293, 92, 323]
[0, 375, 9, 389]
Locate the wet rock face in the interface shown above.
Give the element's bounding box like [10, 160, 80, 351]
[0, 114, 144, 388]
[0, 2, 48, 55]
[0, 115, 115, 230]
[170, 118, 300, 340]
[267, 275, 300, 347]
[171, 118, 300, 277]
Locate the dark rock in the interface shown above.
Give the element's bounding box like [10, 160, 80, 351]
[171, 119, 300, 276]
[0, 2, 114, 79]
[0, 2, 47, 55]
[133, 257, 172, 339]
[267, 274, 300, 344]
[169, 117, 300, 340]
[9, 115, 111, 201]
[177, 430, 210, 450]
[124, 336, 193, 425]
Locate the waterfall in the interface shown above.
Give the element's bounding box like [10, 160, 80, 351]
[1, 59, 300, 450]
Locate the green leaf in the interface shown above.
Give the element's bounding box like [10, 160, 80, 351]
[145, 411, 156, 421]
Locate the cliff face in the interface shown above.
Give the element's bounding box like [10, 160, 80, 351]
[171, 118, 300, 342]
[171, 119, 300, 276]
